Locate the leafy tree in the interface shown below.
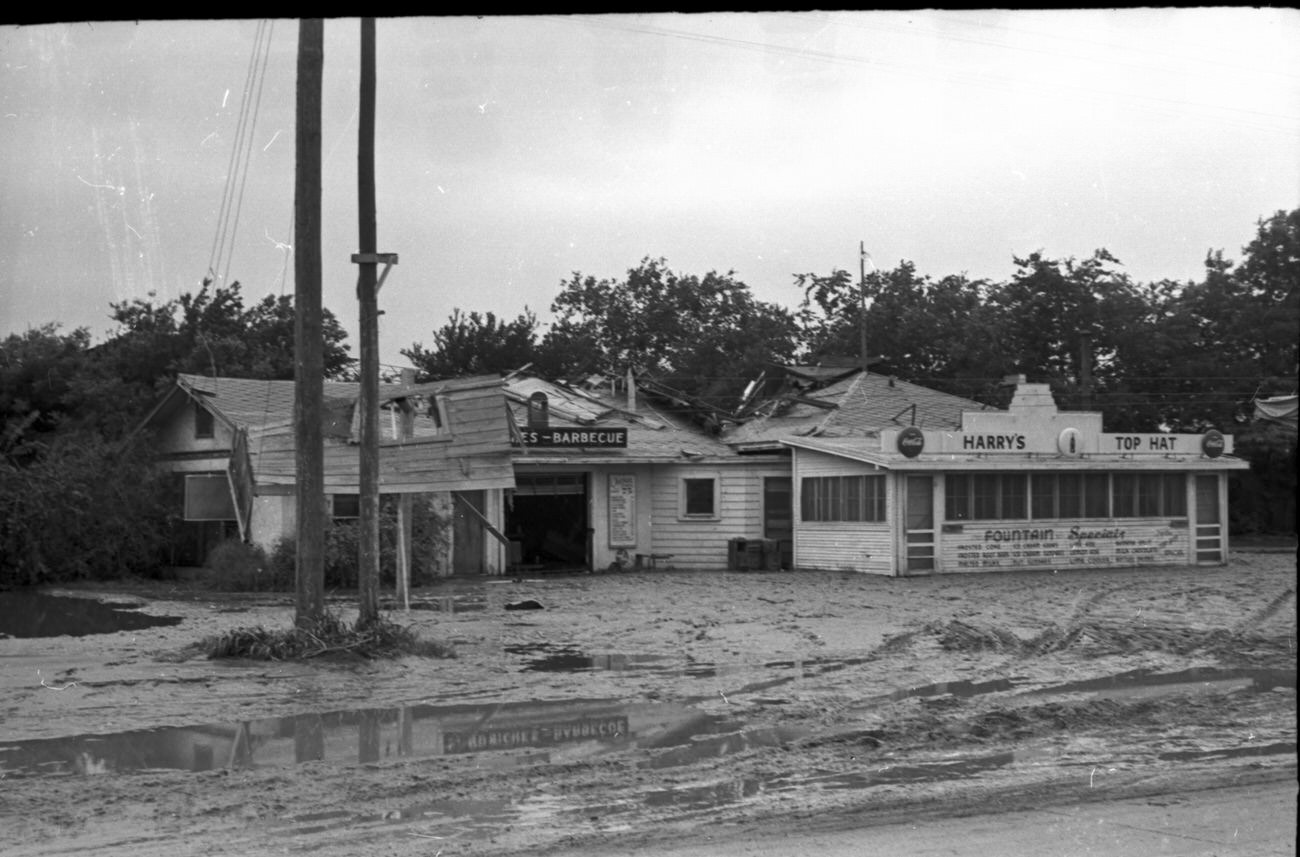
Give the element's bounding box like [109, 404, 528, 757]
[795, 262, 1003, 403]
[102, 280, 352, 392]
[1111, 210, 1299, 433]
[987, 249, 1147, 413]
[540, 257, 799, 410]
[0, 324, 94, 456]
[402, 308, 540, 380]
[1, 430, 172, 586]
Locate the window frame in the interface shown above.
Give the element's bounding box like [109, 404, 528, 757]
[184, 473, 236, 521]
[678, 474, 719, 521]
[800, 474, 886, 523]
[194, 401, 215, 439]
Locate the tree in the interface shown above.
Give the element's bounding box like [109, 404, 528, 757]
[540, 258, 799, 410]
[987, 249, 1147, 413]
[795, 262, 1003, 403]
[402, 308, 540, 380]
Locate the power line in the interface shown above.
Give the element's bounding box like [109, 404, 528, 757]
[206, 20, 274, 287]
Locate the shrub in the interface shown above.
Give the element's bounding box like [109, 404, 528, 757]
[0, 430, 171, 587]
[271, 495, 452, 591]
[200, 611, 456, 660]
[204, 539, 291, 592]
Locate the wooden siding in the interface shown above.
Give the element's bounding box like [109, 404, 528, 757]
[791, 448, 896, 575]
[248, 382, 515, 493]
[646, 463, 780, 569]
[797, 524, 894, 574]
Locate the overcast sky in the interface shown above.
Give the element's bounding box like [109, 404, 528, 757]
[3, 12, 1298, 371]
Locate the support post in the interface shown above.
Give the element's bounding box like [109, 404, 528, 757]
[293, 18, 325, 628]
[859, 241, 869, 373]
[356, 16, 380, 627]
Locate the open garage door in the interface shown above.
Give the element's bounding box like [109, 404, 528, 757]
[506, 473, 590, 572]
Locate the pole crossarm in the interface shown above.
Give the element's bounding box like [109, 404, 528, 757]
[351, 253, 399, 292]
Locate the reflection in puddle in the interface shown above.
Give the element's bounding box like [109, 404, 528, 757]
[504, 645, 671, 672]
[0, 592, 183, 638]
[0, 696, 743, 779]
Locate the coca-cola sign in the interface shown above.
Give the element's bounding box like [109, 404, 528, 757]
[1201, 430, 1225, 458]
[897, 426, 925, 458]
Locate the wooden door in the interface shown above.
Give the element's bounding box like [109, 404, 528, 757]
[453, 490, 486, 575]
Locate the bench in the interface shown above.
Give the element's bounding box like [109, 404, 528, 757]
[635, 553, 674, 569]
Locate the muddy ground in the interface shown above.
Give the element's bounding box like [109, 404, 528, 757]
[1, 549, 1295, 856]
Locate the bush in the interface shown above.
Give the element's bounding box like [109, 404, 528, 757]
[204, 539, 290, 592]
[271, 495, 452, 591]
[0, 430, 172, 587]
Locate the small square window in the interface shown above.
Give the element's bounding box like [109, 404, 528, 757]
[682, 477, 716, 518]
[332, 494, 360, 519]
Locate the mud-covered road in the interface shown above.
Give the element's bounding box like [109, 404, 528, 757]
[1, 551, 1294, 856]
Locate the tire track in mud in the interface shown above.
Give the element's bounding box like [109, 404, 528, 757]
[1232, 586, 1296, 633]
[924, 581, 1296, 663]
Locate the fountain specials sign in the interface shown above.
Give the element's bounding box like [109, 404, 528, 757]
[942, 521, 1188, 570]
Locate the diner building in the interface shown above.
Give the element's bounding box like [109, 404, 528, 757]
[782, 381, 1249, 575]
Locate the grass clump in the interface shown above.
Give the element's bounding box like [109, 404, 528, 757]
[201, 611, 455, 661]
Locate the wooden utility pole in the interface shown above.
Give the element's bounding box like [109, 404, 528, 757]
[293, 18, 325, 627]
[1080, 332, 1094, 410]
[859, 241, 869, 373]
[356, 16, 381, 627]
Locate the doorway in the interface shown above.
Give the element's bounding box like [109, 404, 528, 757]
[506, 473, 590, 571]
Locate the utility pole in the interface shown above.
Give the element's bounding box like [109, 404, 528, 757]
[859, 241, 869, 373]
[356, 17, 380, 627]
[293, 19, 325, 627]
[353, 18, 398, 627]
[1080, 332, 1094, 410]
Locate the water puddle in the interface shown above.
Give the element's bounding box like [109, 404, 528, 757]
[0, 695, 747, 779]
[1028, 667, 1296, 700]
[381, 595, 486, 614]
[504, 644, 671, 672]
[885, 676, 1022, 702]
[0, 592, 183, 639]
[1156, 741, 1297, 762]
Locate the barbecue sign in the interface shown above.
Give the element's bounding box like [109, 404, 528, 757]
[519, 427, 628, 448]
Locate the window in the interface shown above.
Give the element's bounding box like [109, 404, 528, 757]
[801, 475, 886, 522]
[944, 474, 1027, 520]
[1083, 474, 1109, 518]
[194, 402, 214, 439]
[184, 474, 235, 521]
[332, 494, 360, 520]
[1031, 473, 1056, 518]
[1112, 474, 1137, 518]
[1024, 473, 1187, 520]
[681, 477, 717, 519]
[945, 474, 970, 520]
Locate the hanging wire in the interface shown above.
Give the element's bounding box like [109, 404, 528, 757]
[219, 19, 276, 288]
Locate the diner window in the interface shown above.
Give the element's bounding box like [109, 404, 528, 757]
[1163, 474, 1187, 516]
[944, 474, 1026, 520]
[1083, 474, 1110, 517]
[681, 477, 717, 519]
[1058, 473, 1082, 518]
[194, 402, 214, 439]
[1031, 473, 1056, 518]
[1112, 474, 1138, 517]
[945, 474, 970, 520]
[801, 475, 886, 522]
